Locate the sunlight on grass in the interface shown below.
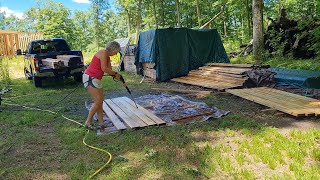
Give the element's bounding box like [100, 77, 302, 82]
[0, 56, 25, 80]
[193, 126, 320, 179]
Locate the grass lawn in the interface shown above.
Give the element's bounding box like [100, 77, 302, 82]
[0, 57, 319, 179]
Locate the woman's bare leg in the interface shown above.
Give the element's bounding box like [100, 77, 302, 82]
[85, 86, 104, 126]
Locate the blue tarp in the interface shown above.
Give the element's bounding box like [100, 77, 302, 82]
[272, 68, 320, 89]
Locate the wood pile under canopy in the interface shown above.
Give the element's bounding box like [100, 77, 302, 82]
[171, 63, 273, 91]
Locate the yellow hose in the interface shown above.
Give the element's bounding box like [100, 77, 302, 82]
[3, 101, 112, 179]
[83, 129, 113, 179]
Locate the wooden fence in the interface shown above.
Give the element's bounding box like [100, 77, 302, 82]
[0, 30, 43, 57]
[18, 32, 43, 52]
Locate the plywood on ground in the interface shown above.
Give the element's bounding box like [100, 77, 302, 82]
[103, 97, 165, 130]
[226, 87, 320, 117]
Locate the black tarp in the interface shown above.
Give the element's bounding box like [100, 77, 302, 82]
[136, 28, 229, 81]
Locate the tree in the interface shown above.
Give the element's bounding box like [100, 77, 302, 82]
[31, 0, 75, 47]
[72, 10, 93, 50]
[175, 0, 181, 27]
[90, 0, 109, 49]
[252, 0, 264, 62]
[196, 0, 201, 26]
[134, 0, 142, 43]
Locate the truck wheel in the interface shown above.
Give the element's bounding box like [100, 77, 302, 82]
[73, 73, 83, 83]
[33, 77, 42, 87]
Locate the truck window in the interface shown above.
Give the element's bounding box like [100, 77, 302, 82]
[30, 40, 71, 54]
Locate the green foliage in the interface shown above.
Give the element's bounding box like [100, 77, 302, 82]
[268, 29, 286, 55]
[34, 0, 75, 45]
[0, 57, 11, 89]
[90, 0, 109, 48]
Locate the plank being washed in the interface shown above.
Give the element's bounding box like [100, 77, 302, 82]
[119, 97, 166, 125]
[102, 101, 127, 130]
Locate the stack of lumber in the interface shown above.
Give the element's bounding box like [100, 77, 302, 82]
[102, 97, 165, 130]
[41, 58, 66, 69]
[171, 63, 254, 90]
[227, 87, 320, 117]
[143, 62, 156, 79]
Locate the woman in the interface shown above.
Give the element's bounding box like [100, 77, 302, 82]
[83, 41, 123, 130]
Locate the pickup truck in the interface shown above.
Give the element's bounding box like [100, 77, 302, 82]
[17, 38, 84, 87]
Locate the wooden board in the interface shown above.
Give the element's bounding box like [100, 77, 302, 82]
[119, 97, 165, 125]
[171, 64, 252, 90]
[143, 68, 156, 79]
[226, 87, 320, 117]
[105, 99, 142, 128]
[112, 98, 157, 126]
[103, 97, 165, 130]
[172, 76, 244, 90]
[206, 63, 253, 68]
[102, 101, 127, 130]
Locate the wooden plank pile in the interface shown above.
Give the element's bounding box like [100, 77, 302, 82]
[143, 62, 156, 79]
[41, 55, 81, 69]
[171, 63, 254, 90]
[227, 87, 320, 117]
[42, 58, 66, 69]
[102, 97, 165, 130]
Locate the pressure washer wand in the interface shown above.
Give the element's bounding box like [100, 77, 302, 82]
[119, 76, 139, 109]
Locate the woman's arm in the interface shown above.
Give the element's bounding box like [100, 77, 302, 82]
[100, 50, 116, 76]
[99, 50, 122, 81]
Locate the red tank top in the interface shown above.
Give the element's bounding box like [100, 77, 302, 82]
[85, 55, 109, 80]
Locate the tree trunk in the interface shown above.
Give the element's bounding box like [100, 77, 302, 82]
[176, 0, 181, 27]
[223, 14, 227, 37]
[135, 0, 142, 44]
[246, 0, 252, 38]
[152, 1, 158, 29]
[126, 9, 131, 38]
[252, 0, 264, 63]
[241, 17, 244, 44]
[196, 0, 201, 27]
[160, 0, 165, 26]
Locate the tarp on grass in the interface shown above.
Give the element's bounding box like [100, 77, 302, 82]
[272, 68, 320, 89]
[136, 28, 229, 81]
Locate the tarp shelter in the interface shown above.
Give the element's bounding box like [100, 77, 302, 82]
[135, 28, 229, 81]
[272, 68, 320, 89]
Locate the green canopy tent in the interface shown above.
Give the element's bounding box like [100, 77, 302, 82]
[135, 28, 229, 81]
